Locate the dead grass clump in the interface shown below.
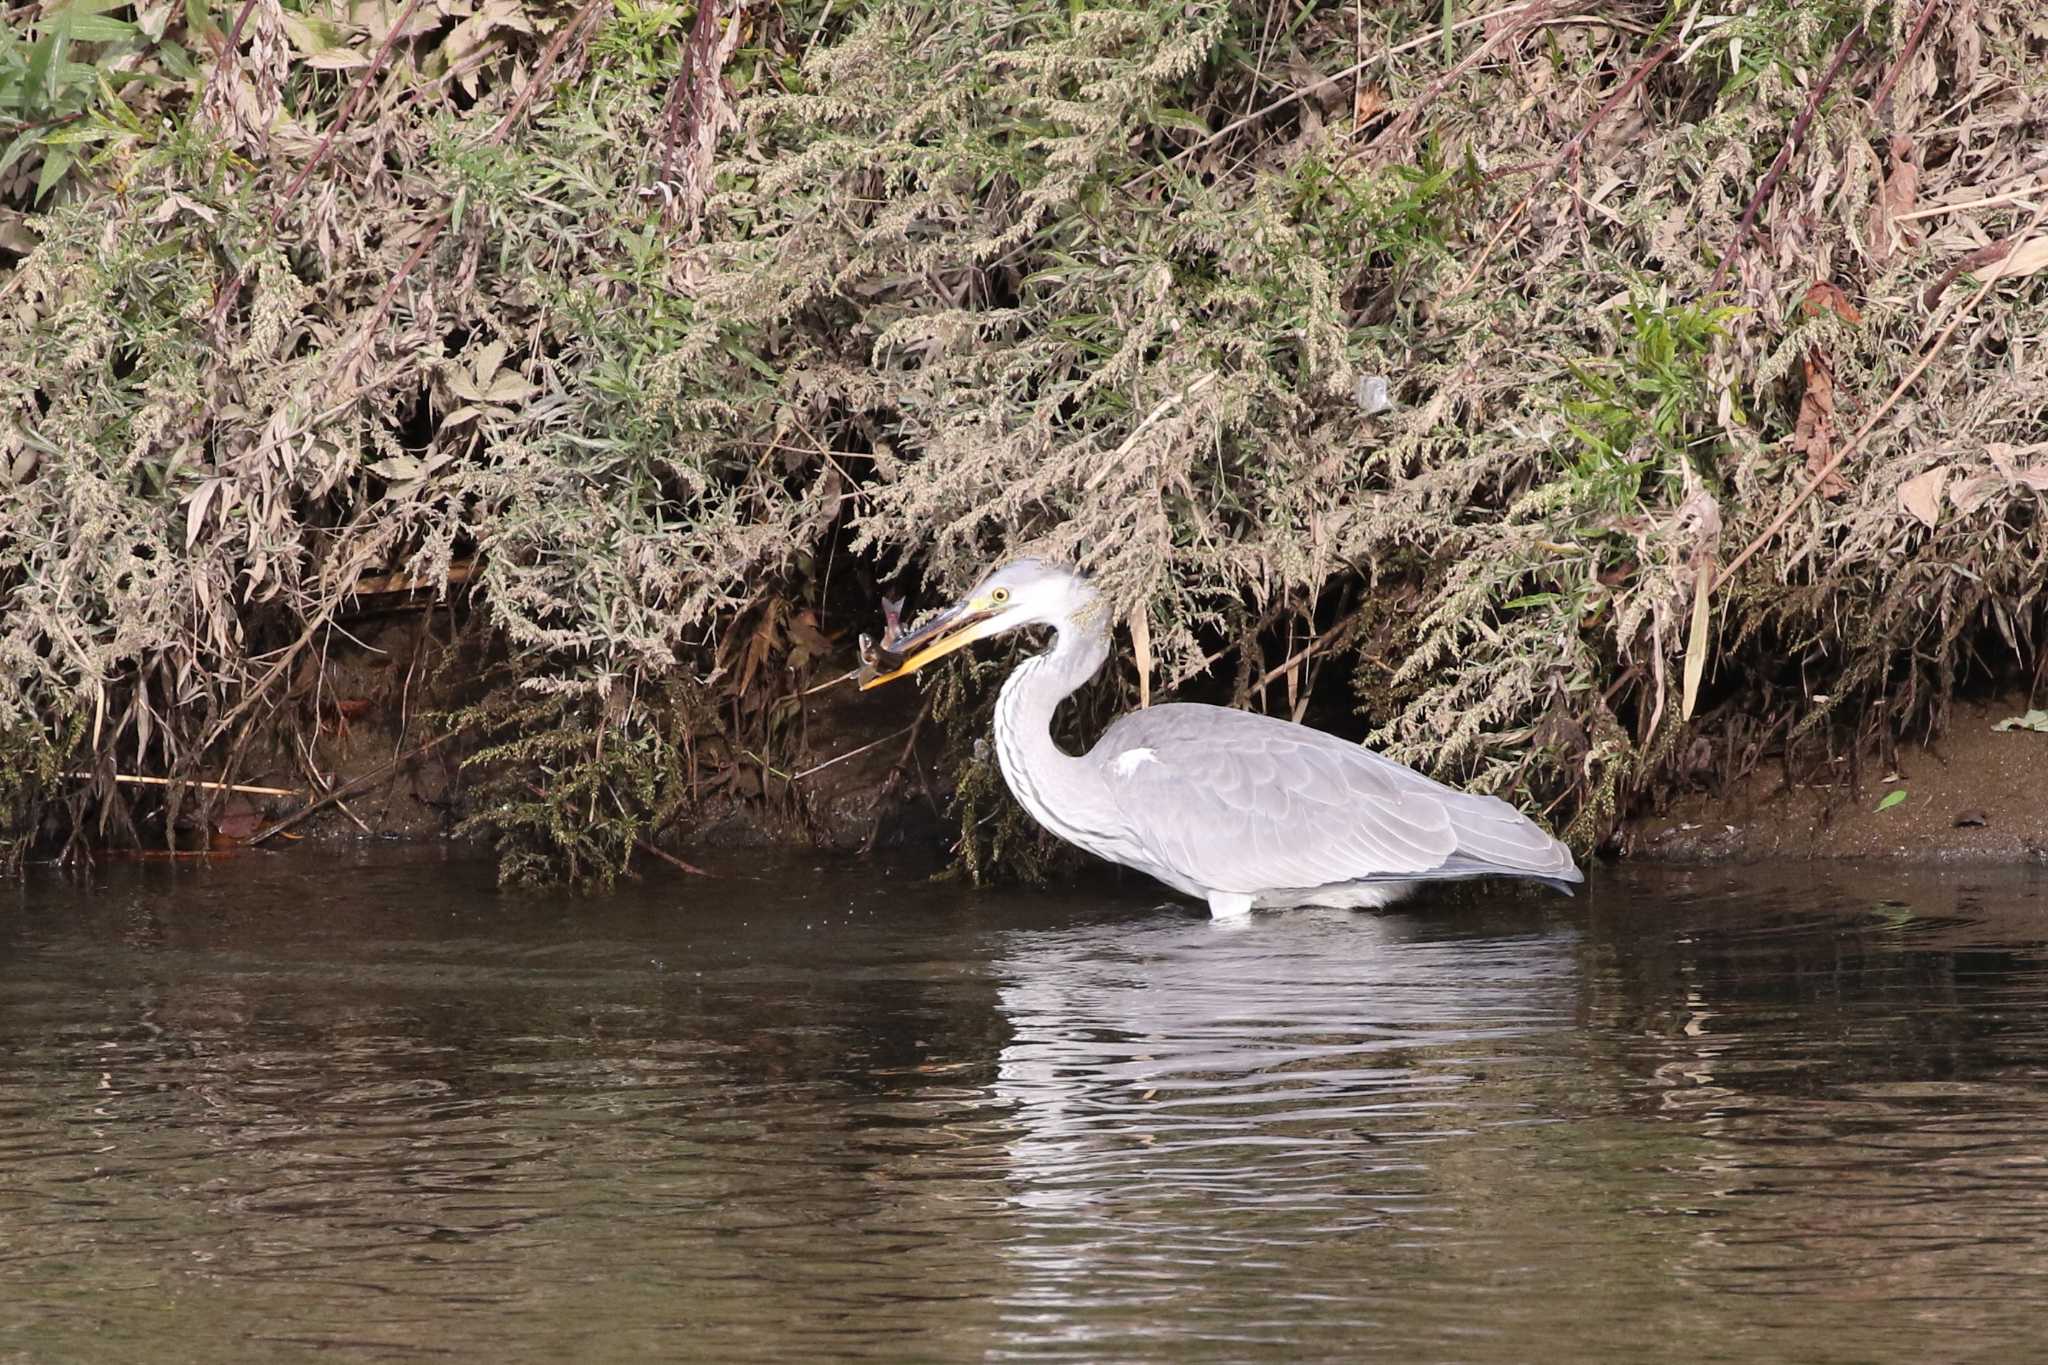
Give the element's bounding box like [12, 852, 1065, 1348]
[700, 0, 2047, 868]
[3, 0, 2044, 880]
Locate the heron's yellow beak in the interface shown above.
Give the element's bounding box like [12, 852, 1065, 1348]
[858, 594, 1007, 690]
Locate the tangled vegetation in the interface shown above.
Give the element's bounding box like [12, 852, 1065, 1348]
[2, 0, 2043, 880]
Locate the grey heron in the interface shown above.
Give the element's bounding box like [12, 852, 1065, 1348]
[861, 559, 1583, 917]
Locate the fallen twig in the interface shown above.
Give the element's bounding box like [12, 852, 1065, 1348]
[792, 724, 916, 783]
[633, 838, 712, 877]
[1131, 0, 1543, 186]
[1707, 21, 1867, 294]
[1453, 33, 1679, 293]
[64, 772, 302, 798]
[245, 732, 454, 844]
[1869, 0, 1943, 123]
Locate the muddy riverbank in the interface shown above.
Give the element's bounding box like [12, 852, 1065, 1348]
[1627, 694, 2048, 867]
[166, 675, 2048, 880]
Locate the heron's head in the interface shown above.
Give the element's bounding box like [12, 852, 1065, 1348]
[858, 558, 1095, 690]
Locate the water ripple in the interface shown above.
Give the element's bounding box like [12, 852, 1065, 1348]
[2, 858, 2046, 1360]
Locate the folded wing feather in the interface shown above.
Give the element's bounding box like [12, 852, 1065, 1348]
[1094, 703, 1573, 894]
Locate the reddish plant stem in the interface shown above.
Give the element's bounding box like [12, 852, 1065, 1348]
[1455, 33, 1679, 293]
[486, 0, 611, 146]
[210, 0, 429, 327]
[1369, 1, 1556, 161]
[267, 0, 427, 233]
[1869, 0, 1943, 121]
[0, 110, 84, 136]
[1707, 22, 1867, 295]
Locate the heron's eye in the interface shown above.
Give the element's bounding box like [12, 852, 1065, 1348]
[990, 588, 1010, 604]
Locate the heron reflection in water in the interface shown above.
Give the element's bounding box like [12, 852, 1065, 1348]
[861, 560, 1581, 917]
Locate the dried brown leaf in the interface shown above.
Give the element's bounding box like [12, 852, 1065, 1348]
[1791, 350, 1848, 499]
[1897, 465, 1950, 528]
[1866, 135, 1920, 265]
[1948, 472, 2002, 514]
[1980, 234, 2048, 285]
[185, 477, 224, 550]
[1799, 280, 1861, 324]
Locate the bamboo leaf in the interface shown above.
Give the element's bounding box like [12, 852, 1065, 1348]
[1680, 564, 1711, 721]
[185, 478, 221, 549]
[33, 145, 74, 201]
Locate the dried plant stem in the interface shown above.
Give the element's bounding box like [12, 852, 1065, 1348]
[1713, 204, 2048, 592]
[246, 733, 454, 845]
[792, 724, 916, 782]
[1708, 21, 1867, 294]
[1896, 184, 2048, 222]
[0, 111, 82, 136]
[861, 698, 935, 856]
[1084, 374, 1212, 490]
[1454, 33, 1679, 293]
[486, 0, 611, 146]
[1368, 1, 1554, 160]
[352, 561, 477, 596]
[267, 0, 427, 233]
[1134, 0, 1543, 185]
[797, 669, 861, 698]
[1255, 606, 1365, 692]
[65, 773, 301, 798]
[1869, 0, 1943, 121]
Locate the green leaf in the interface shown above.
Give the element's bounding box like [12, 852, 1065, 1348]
[97, 70, 142, 133]
[1875, 789, 1909, 813]
[0, 132, 43, 178]
[1992, 709, 2048, 733]
[157, 40, 199, 81]
[33, 145, 74, 201]
[182, 0, 223, 45]
[24, 32, 62, 104]
[1146, 104, 1209, 134]
[42, 123, 110, 147]
[66, 15, 137, 43]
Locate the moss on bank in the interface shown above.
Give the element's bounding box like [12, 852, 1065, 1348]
[2, 1, 2044, 880]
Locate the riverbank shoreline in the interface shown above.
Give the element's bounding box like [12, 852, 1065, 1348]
[1626, 694, 2048, 867]
[94, 687, 2041, 879]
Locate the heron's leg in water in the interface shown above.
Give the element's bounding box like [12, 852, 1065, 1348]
[1206, 891, 1253, 918]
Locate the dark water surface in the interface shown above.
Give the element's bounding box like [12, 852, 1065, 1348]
[4, 850, 2046, 1362]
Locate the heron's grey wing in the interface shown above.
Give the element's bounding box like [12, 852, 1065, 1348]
[1092, 704, 1462, 894]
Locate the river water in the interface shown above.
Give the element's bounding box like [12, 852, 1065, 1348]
[3, 849, 2046, 1361]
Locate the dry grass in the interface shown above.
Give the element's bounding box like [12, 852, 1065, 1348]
[2, 0, 2044, 879]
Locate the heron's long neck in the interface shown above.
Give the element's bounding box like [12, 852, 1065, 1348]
[992, 618, 1119, 842]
